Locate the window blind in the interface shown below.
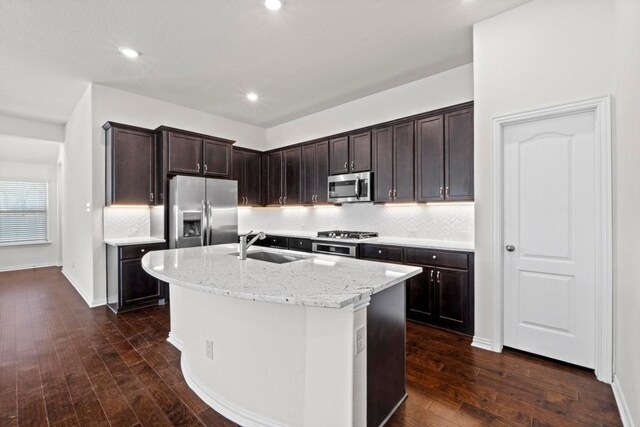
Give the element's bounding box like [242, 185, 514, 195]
[0, 181, 49, 244]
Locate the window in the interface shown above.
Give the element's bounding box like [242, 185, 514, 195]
[0, 181, 49, 245]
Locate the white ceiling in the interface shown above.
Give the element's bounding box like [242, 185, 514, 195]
[0, 0, 530, 128]
[0, 136, 61, 165]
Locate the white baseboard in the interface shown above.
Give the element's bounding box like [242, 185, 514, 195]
[0, 262, 58, 272]
[167, 331, 183, 351]
[61, 269, 105, 308]
[612, 375, 636, 427]
[471, 336, 493, 351]
[181, 357, 287, 427]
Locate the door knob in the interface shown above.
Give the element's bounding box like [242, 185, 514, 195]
[506, 245, 515, 252]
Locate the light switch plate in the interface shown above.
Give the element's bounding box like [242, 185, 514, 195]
[354, 326, 366, 356]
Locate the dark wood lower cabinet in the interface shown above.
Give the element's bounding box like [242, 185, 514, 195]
[360, 244, 474, 336]
[106, 243, 166, 314]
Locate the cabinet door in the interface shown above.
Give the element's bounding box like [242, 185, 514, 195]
[267, 151, 283, 205]
[120, 259, 160, 307]
[232, 150, 245, 204]
[302, 144, 316, 204]
[203, 138, 231, 178]
[349, 131, 372, 172]
[168, 132, 202, 175]
[244, 151, 262, 206]
[111, 127, 155, 205]
[406, 268, 436, 323]
[314, 141, 329, 204]
[372, 127, 393, 202]
[393, 122, 415, 202]
[416, 116, 444, 201]
[436, 267, 469, 330]
[329, 136, 349, 175]
[283, 147, 302, 205]
[444, 108, 474, 201]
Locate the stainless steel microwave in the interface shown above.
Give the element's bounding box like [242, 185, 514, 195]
[328, 172, 372, 203]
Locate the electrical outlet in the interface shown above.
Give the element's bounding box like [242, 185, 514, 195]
[354, 326, 366, 356]
[205, 340, 213, 359]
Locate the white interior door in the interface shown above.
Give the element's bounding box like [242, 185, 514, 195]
[503, 110, 596, 368]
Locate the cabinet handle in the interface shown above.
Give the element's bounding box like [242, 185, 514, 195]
[197, 163, 201, 172]
[204, 164, 208, 173]
[141, 249, 145, 253]
[378, 250, 382, 254]
[283, 196, 287, 204]
[393, 189, 397, 199]
[344, 161, 348, 170]
[299, 241, 303, 245]
[430, 270, 434, 282]
[388, 189, 392, 200]
[445, 187, 450, 198]
[439, 187, 443, 198]
[150, 192, 154, 202]
[351, 161, 354, 170]
[432, 255, 437, 260]
[436, 271, 441, 283]
[279, 196, 282, 204]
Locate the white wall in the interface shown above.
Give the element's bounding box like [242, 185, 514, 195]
[88, 84, 267, 303]
[472, 0, 615, 345]
[0, 114, 65, 142]
[266, 64, 474, 149]
[0, 160, 60, 271]
[613, 0, 640, 423]
[61, 85, 96, 305]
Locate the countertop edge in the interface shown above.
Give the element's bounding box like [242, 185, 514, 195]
[104, 238, 166, 247]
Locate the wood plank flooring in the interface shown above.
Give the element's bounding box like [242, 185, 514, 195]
[0, 267, 622, 426]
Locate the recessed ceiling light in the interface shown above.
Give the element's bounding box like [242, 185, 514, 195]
[119, 47, 140, 58]
[264, 0, 282, 11]
[247, 92, 259, 102]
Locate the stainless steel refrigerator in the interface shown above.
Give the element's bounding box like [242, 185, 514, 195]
[169, 176, 238, 249]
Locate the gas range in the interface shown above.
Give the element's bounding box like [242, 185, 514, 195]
[316, 230, 379, 240]
[312, 231, 379, 257]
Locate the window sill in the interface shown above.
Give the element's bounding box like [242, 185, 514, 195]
[0, 240, 52, 248]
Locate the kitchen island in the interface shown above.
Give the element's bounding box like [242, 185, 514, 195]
[142, 244, 422, 427]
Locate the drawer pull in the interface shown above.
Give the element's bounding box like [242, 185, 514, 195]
[432, 255, 436, 259]
[141, 249, 145, 253]
[378, 250, 382, 254]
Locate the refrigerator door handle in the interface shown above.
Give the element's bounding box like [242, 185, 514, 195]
[207, 200, 213, 246]
[201, 200, 207, 246]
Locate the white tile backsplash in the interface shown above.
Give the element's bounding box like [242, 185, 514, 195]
[239, 203, 474, 243]
[103, 207, 151, 240]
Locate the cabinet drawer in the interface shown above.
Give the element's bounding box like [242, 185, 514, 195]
[119, 243, 166, 260]
[360, 244, 403, 263]
[288, 238, 312, 253]
[266, 235, 288, 249]
[404, 248, 468, 269]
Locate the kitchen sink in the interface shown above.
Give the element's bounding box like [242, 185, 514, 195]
[238, 251, 310, 264]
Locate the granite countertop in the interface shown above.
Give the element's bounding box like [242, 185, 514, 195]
[103, 237, 166, 246]
[239, 230, 474, 252]
[141, 244, 422, 309]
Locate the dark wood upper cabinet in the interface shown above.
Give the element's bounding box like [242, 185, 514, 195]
[302, 141, 329, 205]
[267, 151, 283, 205]
[416, 115, 444, 202]
[372, 123, 414, 203]
[164, 129, 234, 178]
[329, 136, 349, 175]
[203, 138, 231, 178]
[167, 132, 202, 175]
[444, 108, 474, 201]
[283, 147, 302, 205]
[393, 122, 415, 202]
[233, 148, 262, 206]
[372, 127, 394, 202]
[104, 122, 157, 206]
[416, 106, 474, 202]
[349, 131, 372, 173]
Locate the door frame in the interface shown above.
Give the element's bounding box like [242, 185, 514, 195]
[490, 96, 613, 383]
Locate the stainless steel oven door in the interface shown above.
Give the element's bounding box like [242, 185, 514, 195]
[327, 172, 372, 203]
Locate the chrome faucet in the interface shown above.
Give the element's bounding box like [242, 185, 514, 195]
[238, 231, 266, 260]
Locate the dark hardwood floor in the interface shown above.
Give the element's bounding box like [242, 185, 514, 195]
[0, 267, 622, 426]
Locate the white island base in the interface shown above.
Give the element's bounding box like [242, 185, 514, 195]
[168, 282, 406, 427]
